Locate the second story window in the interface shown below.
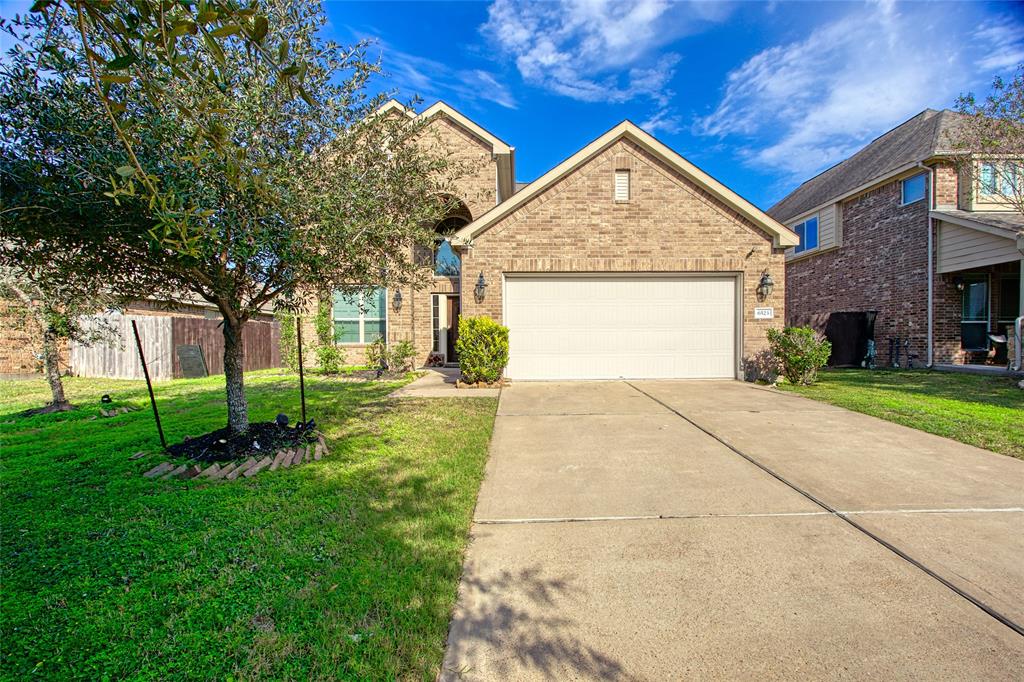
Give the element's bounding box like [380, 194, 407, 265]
[901, 172, 927, 205]
[792, 216, 818, 254]
[979, 161, 1020, 197]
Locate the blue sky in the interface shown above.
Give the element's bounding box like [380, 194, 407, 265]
[331, 0, 1024, 208]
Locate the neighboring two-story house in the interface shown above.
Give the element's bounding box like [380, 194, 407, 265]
[768, 109, 1023, 370]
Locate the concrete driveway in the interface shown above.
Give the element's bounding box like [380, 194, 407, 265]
[442, 380, 1024, 680]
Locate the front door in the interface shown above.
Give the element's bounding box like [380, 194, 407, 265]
[446, 295, 461, 363]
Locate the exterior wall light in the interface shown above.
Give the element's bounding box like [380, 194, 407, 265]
[474, 272, 487, 303]
[392, 289, 403, 312]
[757, 271, 775, 299]
[953, 277, 965, 292]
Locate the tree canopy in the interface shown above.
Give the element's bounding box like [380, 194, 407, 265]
[1, 0, 461, 432]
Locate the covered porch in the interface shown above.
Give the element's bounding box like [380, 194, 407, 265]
[931, 210, 1023, 371]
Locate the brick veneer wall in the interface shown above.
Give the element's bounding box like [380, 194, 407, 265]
[0, 299, 52, 375]
[933, 161, 959, 208]
[299, 113, 498, 368]
[417, 115, 497, 221]
[786, 176, 932, 366]
[458, 138, 787, 376]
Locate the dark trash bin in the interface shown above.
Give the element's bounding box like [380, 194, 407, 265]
[824, 311, 878, 367]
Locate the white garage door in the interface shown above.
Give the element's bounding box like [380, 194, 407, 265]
[504, 275, 737, 380]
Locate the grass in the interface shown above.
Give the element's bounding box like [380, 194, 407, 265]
[0, 370, 497, 680]
[777, 368, 1024, 459]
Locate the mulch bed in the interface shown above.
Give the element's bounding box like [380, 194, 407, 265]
[166, 421, 317, 463]
[142, 426, 329, 482]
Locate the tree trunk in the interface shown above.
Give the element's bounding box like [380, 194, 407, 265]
[223, 318, 249, 433]
[42, 326, 71, 410]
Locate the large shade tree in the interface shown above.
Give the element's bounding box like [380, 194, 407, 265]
[1, 0, 459, 433]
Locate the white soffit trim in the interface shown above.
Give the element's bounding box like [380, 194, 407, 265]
[420, 101, 511, 155]
[452, 120, 799, 247]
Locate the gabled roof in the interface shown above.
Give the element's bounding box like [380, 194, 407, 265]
[453, 121, 799, 247]
[768, 109, 968, 223]
[377, 99, 511, 155]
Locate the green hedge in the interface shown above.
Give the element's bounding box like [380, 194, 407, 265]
[456, 316, 509, 384]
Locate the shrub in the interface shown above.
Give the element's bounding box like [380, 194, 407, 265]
[366, 337, 388, 370]
[366, 338, 417, 374]
[456, 316, 509, 384]
[766, 327, 832, 385]
[315, 344, 344, 374]
[312, 297, 343, 373]
[390, 340, 417, 373]
[278, 314, 300, 372]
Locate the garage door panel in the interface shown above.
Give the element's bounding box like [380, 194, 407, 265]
[505, 275, 736, 380]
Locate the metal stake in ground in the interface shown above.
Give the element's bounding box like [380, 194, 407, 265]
[296, 315, 307, 424]
[131, 319, 167, 450]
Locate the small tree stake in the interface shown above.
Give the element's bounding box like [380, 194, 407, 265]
[132, 319, 166, 449]
[296, 315, 307, 424]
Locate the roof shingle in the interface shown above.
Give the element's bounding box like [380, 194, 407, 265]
[768, 109, 966, 223]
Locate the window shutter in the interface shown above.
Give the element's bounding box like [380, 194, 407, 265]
[614, 170, 630, 201]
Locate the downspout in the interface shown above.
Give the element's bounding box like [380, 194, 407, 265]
[917, 162, 934, 368]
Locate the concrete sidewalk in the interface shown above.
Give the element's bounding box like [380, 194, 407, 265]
[388, 367, 501, 398]
[442, 381, 1024, 680]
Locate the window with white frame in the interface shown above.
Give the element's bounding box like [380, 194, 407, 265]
[333, 288, 386, 344]
[792, 215, 819, 254]
[979, 161, 1020, 197]
[901, 172, 927, 205]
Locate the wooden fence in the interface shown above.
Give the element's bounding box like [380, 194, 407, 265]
[71, 313, 281, 380]
[70, 313, 174, 380]
[170, 317, 281, 377]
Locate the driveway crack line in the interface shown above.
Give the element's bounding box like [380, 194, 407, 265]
[623, 381, 1024, 639]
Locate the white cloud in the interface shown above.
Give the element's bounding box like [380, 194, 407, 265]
[697, 2, 1023, 180]
[481, 0, 730, 126]
[371, 38, 518, 109]
[973, 19, 1024, 72]
[639, 109, 682, 134]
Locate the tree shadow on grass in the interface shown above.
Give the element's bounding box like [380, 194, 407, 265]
[1, 374, 490, 680]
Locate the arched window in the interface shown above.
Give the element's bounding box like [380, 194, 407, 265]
[432, 205, 470, 277]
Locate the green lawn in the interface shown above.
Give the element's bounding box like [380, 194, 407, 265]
[777, 369, 1024, 459]
[0, 370, 497, 680]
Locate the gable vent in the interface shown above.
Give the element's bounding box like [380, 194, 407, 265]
[614, 169, 630, 201]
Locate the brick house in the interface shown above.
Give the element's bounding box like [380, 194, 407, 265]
[3, 100, 799, 381]
[328, 100, 798, 380]
[769, 109, 1023, 370]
